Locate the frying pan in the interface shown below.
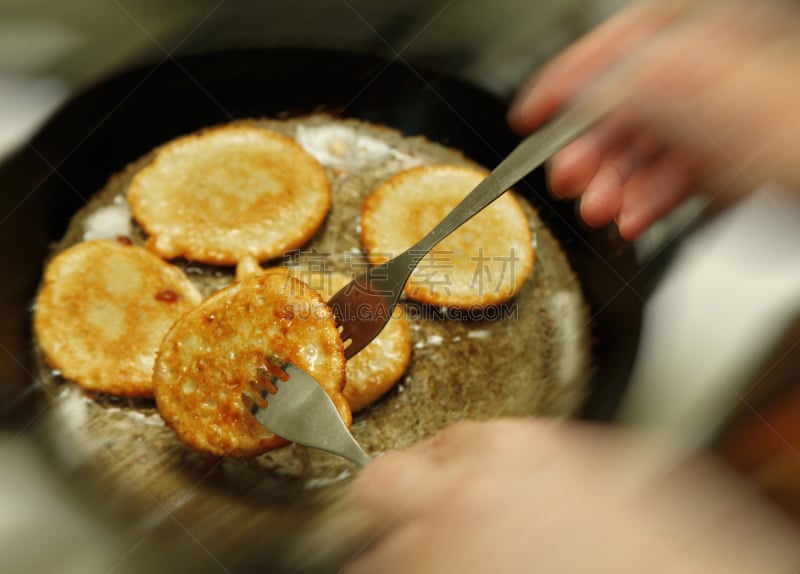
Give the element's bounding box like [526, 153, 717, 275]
[0, 48, 648, 571]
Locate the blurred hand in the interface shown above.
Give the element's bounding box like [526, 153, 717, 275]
[509, 0, 800, 240]
[345, 419, 800, 574]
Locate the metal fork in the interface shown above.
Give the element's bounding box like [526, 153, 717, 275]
[244, 360, 371, 466]
[329, 94, 609, 358]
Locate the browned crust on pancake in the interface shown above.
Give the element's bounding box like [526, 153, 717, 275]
[128, 123, 331, 265]
[33, 239, 202, 397]
[153, 273, 349, 457]
[325, 273, 411, 412]
[361, 164, 535, 308]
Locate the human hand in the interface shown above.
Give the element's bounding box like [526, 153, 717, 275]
[344, 419, 800, 573]
[509, 0, 800, 240]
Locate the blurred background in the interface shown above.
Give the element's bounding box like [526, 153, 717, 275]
[2, 0, 800, 572]
[0, 0, 623, 157]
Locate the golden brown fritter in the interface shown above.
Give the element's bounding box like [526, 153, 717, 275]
[153, 273, 348, 457]
[33, 239, 202, 397]
[326, 272, 410, 412]
[361, 164, 535, 308]
[128, 123, 331, 265]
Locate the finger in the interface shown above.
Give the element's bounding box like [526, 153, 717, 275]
[509, 1, 689, 133]
[547, 135, 602, 200]
[343, 523, 446, 574]
[577, 126, 663, 226]
[578, 158, 628, 228]
[351, 421, 483, 520]
[351, 450, 436, 522]
[616, 154, 693, 241]
[548, 111, 637, 201]
[411, 419, 482, 463]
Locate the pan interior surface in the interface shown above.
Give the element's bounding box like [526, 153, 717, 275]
[35, 114, 592, 566]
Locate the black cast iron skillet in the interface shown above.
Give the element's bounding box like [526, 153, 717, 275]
[0, 47, 655, 573]
[0, 48, 645, 426]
